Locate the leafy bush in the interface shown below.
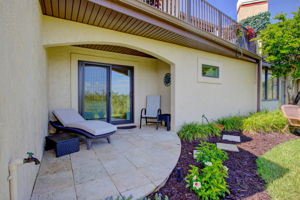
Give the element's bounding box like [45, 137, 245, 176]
[186, 163, 229, 200]
[216, 116, 246, 131]
[186, 142, 229, 199]
[195, 142, 228, 166]
[242, 110, 288, 134]
[178, 123, 221, 141]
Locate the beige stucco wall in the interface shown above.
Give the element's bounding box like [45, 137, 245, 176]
[43, 16, 257, 129]
[237, 3, 268, 21]
[47, 46, 171, 125]
[0, 1, 47, 200]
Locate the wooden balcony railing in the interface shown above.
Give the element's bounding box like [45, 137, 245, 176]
[140, 0, 257, 53]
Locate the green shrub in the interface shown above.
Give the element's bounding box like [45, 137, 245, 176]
[216, 116, 246, 131]
[186, 142, 229, 199]
[178, 123, 221, 141]
[242, 110, 288, 134]
[195, 142, 228, 166]
[186, 163, 229, 200]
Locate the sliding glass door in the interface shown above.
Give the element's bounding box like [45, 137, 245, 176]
[79, 61, 133, 124]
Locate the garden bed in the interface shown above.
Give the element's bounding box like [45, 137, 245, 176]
[149, 131, 298, 200]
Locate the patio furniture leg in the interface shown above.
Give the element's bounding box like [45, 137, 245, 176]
[107, 136, 111, 143]
[140, 117, 142, 129]
[86, 139, 92, 150]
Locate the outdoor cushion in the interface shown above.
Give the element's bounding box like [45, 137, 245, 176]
[53, 109, 85, 126]
[145, 95, 161, 117]
[66, 120, 117, 136]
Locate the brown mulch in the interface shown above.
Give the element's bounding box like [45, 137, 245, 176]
[148, 132, 299, 200]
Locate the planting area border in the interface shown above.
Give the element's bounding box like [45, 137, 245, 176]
[148, 132, 298, 200]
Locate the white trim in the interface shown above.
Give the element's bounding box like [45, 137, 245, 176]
[237, 0, 267, 10]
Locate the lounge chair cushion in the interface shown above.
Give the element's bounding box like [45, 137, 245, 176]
[53, 109, 85, 126]
[66, 120, 117, 136]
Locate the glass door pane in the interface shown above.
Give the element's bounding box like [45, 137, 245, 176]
[111, 66, 133, 123]
[80, 64, 108, 121]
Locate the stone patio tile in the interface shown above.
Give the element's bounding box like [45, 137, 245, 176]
[70, 150, 100, 169]
[32, 171, 74, 195]
[73, 161, 107, 185]
[217, 143, 239, 152]
[121, 183, 156, 199]
[137, 163, 171, 182]
[101, 157, 136, 175]
[38, 156, 72, 176]
[31, 186, 76, 200]
[75, 176, 120, 200]
[42, 150, 70, 163]
[111, 170, 151, 193]
[94, 149, 124, 163]
[222, 135, 241, 142]
[110, 139, 136, 153]
[122, 148, 153, 168]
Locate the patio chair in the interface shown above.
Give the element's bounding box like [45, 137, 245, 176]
[49, 109, 117, 150]
[140, 95, 162, 130]
[281, 105, 300, 127]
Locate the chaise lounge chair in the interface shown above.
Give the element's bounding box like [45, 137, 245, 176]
[49, 109, 117, 150]
[140, 95, 162, 130]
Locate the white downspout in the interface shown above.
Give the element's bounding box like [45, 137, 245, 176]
[7, 159, 24, 200]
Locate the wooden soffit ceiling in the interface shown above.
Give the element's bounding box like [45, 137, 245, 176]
[74, 44, 155, 58]
[39, 0, 258, 62]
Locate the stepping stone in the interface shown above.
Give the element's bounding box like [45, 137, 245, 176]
[222, 135, 241, 142]
[217, 143, 239, 152]
[193, 150, 200, 159]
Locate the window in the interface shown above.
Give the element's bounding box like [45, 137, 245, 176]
[202, 64, 219, 78]
[262, 68, 279, 100]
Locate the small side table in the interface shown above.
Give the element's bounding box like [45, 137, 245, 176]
[45, 133, 80, 157]
[159, 114, 171, 131]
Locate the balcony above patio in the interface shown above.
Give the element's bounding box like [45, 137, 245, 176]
[39, 0, 260, 63]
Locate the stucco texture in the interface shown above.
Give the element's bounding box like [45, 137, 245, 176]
[43, 16, 258, 129]
[0, 1, 48, 200]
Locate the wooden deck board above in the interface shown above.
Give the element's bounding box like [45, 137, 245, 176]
[39, 0, 259, 62]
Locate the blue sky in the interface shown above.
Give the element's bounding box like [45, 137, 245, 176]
[205, 0, 299, 21]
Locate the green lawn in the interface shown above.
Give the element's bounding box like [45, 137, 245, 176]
[257, 139, 300, 200]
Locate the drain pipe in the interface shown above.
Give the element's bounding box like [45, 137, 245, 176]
[7, 152, 40, 200]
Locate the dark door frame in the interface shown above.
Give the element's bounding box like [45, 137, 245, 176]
[78, 60, 134, 125]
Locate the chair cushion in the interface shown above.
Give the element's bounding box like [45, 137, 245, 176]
[53, 109, 85, 127]
[66, 120, 117, 136]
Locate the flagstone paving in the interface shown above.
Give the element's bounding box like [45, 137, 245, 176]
[217, 143, 239, 152]
[31, 127, 181, 200]
[222, 135, 241, 142]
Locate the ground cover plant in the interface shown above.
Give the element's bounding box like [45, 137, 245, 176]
[257, 139, 300, 200]
[242, 110, 288, 134]
[185, 142, 229, 200]
[178, 123, 221, 141]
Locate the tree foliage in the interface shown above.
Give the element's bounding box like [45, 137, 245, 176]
[255, 8, 300, 103]
[240, 11, 271, 33]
